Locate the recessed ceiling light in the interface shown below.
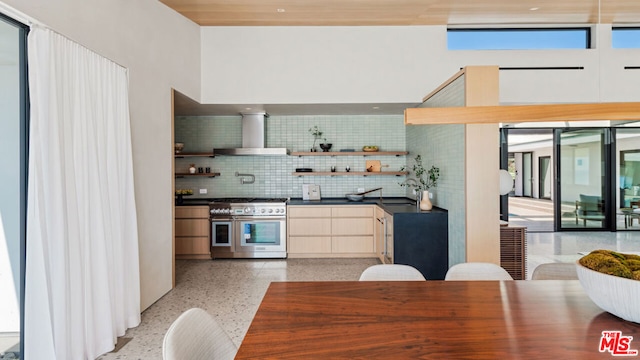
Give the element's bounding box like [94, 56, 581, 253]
[372, 106, 380, 110]
[245, 107, 252, 110]
[276, 8, 285, 13]
[529, 7, 540, 11]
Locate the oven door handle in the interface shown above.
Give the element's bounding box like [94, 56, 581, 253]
[236, 216, 286, 221]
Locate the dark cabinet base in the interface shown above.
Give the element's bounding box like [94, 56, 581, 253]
[393, 211, 449, 280]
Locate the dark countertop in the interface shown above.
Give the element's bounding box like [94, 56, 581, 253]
[175, 198, 213, 206]
[288, 197, 447, 215]
[176, 197, 447, 214]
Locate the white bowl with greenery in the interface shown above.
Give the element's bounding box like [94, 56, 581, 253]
[576, 255, 640, 323]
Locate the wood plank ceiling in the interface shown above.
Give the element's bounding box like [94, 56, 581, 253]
[158, 0, 640, 26]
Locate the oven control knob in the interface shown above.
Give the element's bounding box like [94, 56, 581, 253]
[245, 207, 251, 213]
[268, 209, 273, 213]
[260, 209, 265, 213]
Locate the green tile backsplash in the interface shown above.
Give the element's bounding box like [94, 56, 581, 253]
[175, 115, 408, 199]
[406, 124, 466, 267]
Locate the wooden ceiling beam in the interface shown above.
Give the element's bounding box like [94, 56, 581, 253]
[404, 102, 640, 125]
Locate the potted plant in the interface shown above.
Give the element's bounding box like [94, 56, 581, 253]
[309, 126, 331, 152]
[400, 155, 440, 210]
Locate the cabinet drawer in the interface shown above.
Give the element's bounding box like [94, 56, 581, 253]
[175, 206, 209, 219]
[332, 218, 374, 236]
[331, 206, 373, 218]
[288, 206, 332, 218]
[176, 236, 210, 255]
[332, 236, 374, 253]
[175, 218, 210, 237]
[289, 218, 331, 236]
[289, 236, 332, 254]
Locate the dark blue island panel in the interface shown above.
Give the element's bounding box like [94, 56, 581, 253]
[393, 210, 448, 280]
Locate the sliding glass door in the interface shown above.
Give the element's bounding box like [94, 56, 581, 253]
[557, 129, 607, 230]
[616, 128, 640, 231]
[522, 152, 533, 197]
[539, 156, 551, 199]
[0, 13, 28, 358]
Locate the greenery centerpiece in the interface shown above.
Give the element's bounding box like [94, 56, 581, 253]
[400, 155, 440, 192]
[400, 155, 440, 210]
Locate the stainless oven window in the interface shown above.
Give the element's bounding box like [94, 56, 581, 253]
[240, 221, 281, 246]
[212, 221, 233, 247]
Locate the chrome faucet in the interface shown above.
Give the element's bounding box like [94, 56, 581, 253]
[401, 178, 420, 209]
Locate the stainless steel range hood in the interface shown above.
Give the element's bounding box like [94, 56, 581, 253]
[214, 112, 289, 156]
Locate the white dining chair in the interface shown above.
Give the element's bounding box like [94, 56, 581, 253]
[163, 308, 237, 360]
[444, 262, 513, 281]
[531, 263, 578, 280]
[359, 264, 426, 281]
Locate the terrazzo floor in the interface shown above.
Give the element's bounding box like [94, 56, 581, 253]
[97, 258, 379, 359]
[97, 231, 640, 359]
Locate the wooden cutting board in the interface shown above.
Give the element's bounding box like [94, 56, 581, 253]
[365, 160, 381, 172]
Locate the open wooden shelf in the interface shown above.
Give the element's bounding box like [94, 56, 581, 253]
[175, 172, 221, 178]
[293, 171, 407, 177]
[291, 151, 408, 157]
[174, 152, 215, 158]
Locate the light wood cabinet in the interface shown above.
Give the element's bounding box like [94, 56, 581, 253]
[332, 236, 374, 253]
[289, 218, 331, 236]
[375, 206, 385, 263]
[384, 210, 394, 263]
[287, 205, 376, 258]
[289, 236, 332, 254]
[288, 206, 332, 255]
[175, 206, 211, 259]
[332, 218, 373, 235]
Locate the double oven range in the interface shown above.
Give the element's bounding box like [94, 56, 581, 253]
[209, 198, 287, 259]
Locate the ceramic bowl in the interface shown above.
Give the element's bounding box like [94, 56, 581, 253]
[575, 261, 640, 323]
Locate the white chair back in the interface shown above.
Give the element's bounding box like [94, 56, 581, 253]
[445, 262, 513, 281]
[531, 263, 578, 280]
[359, 264, 426, 281]
[163, 308, 237, 360]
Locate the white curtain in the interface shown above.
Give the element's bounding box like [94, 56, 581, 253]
[24, 27, 140, 360]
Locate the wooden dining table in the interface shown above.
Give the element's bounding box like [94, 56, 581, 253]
[235, 280, 640, 359]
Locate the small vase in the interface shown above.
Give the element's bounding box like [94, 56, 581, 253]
[420, 190, 433, 211]
[189, 165, 196, 174]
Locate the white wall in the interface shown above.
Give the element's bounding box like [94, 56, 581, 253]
[2, 0, 201, 309]
[201, 25, 640, 106]
[201, 26, 449, 104]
